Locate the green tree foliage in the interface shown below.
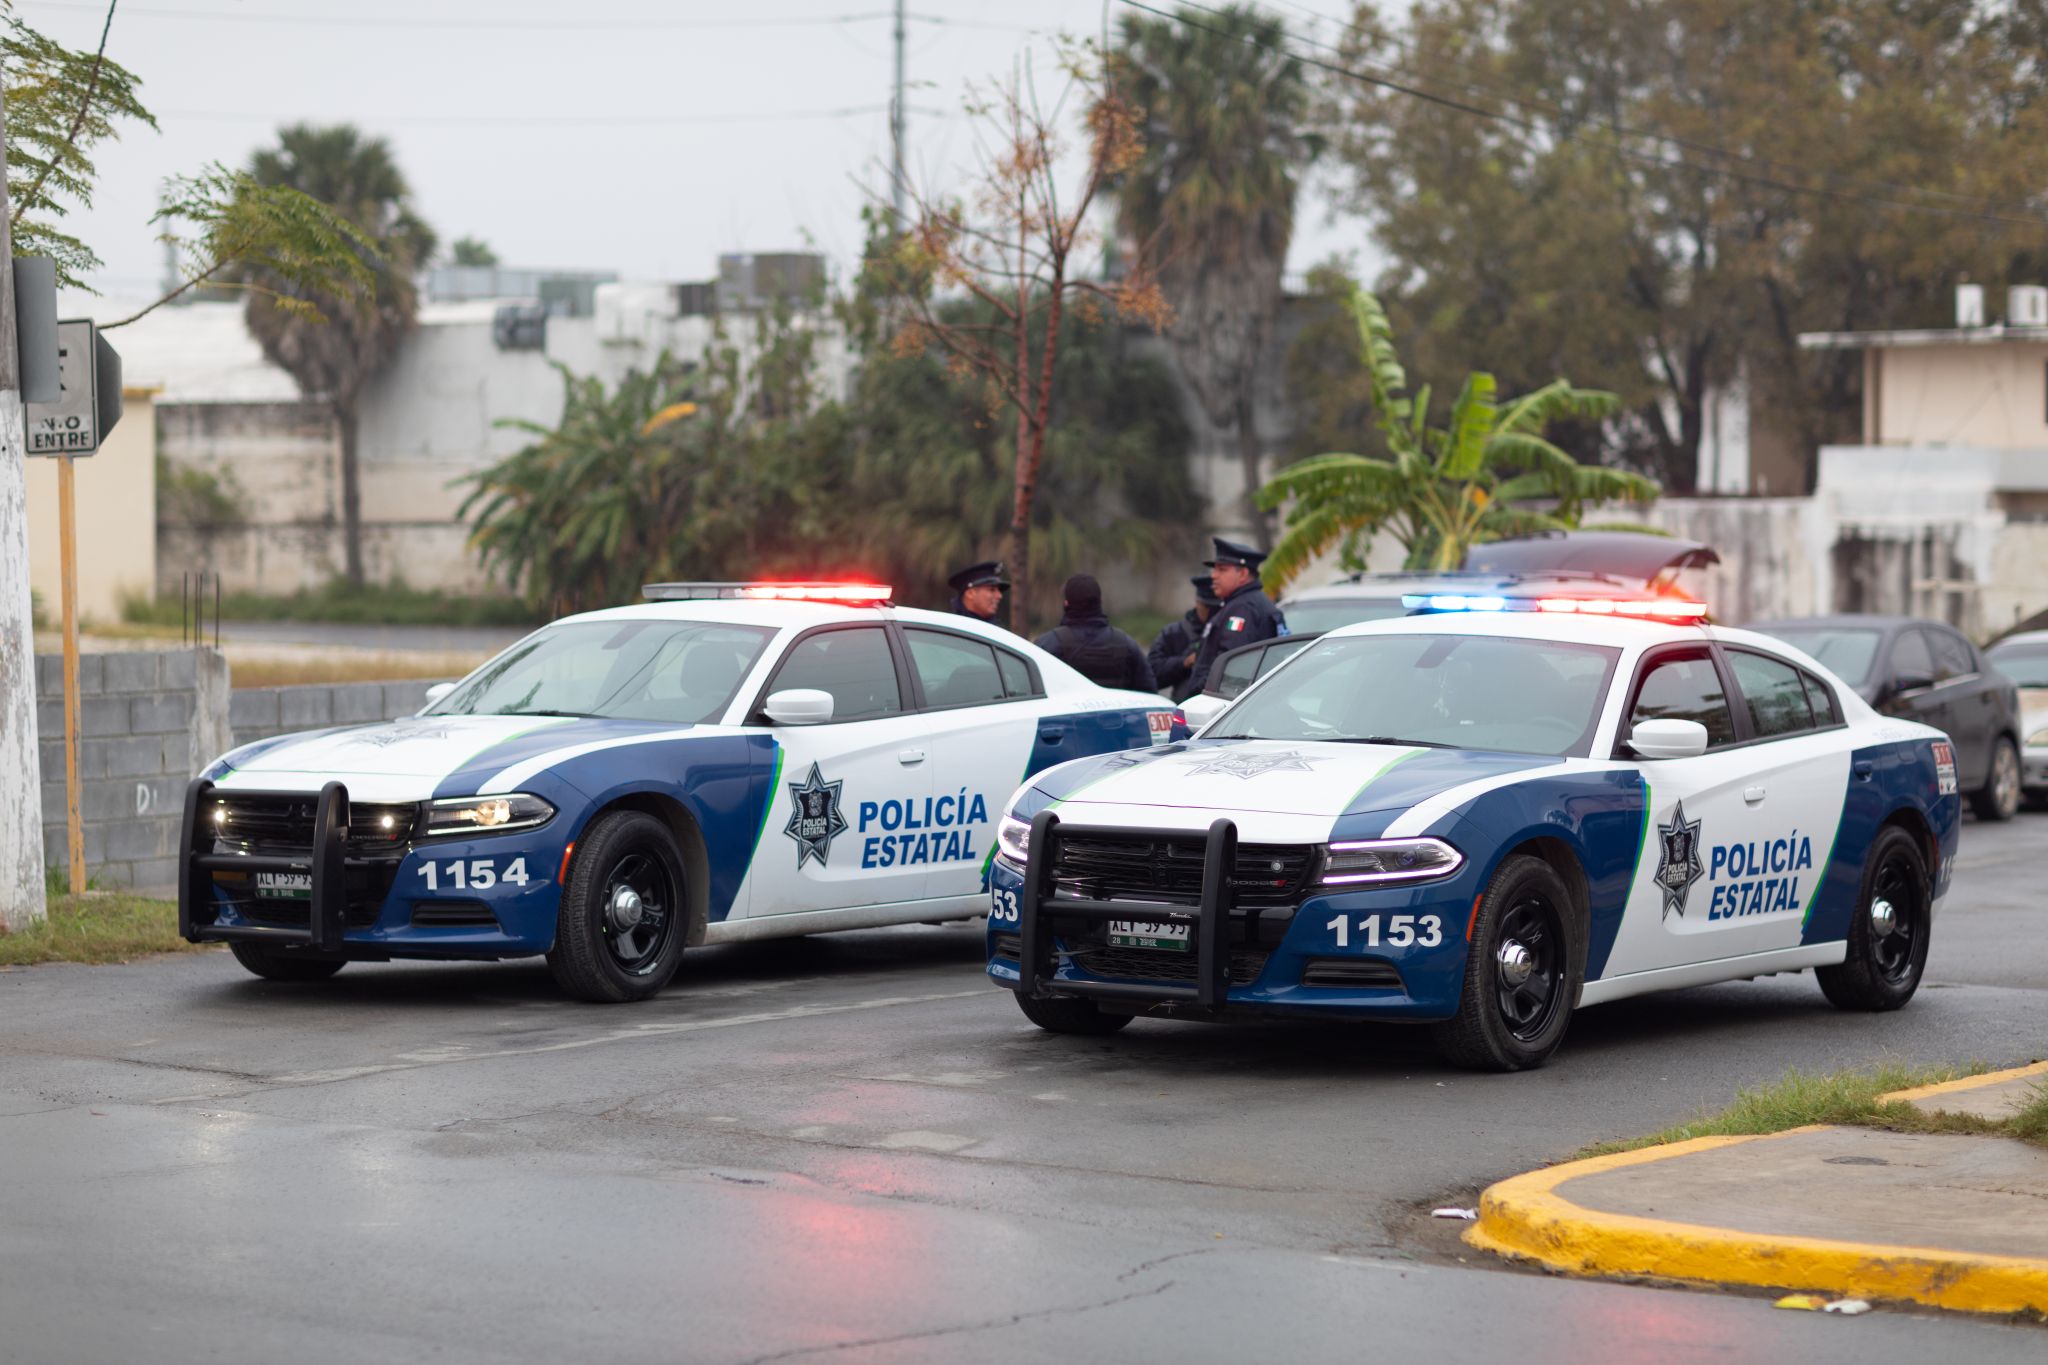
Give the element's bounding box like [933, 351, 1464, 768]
[242, 124, 437, 586]
[449, 236, 498, 267]
[1115, 2, 1319, 547]
[1325, 0, 2048, 492]
[1259, 278, 1657, 588]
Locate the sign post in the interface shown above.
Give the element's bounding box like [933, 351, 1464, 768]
[26, 320, 123, 895]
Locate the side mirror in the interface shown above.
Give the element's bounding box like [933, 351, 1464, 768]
[422, 682, 457, 709]
[1626, 718, 1710, 760]
[764, 688, 834, 726]
[1180, 693, 1227, 729]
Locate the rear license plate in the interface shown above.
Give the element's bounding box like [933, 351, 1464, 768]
[255, 872, 312, 901]
[1147, 711, 1176, 745]
[1108, 919, 1190, 952]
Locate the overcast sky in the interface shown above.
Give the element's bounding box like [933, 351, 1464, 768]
[20, 0, 1375, 312]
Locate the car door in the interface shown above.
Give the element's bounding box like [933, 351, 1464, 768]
[1599, 643, 1836, 977]
[742, 623, 934, 916]
[898, 625, 1053, 902]
[1884, 629, 1975, 785]
[1928, 626, 1996, 785]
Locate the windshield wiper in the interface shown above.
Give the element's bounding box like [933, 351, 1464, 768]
[500, 708, 601, 719]
[1334, 735, 1457, 748]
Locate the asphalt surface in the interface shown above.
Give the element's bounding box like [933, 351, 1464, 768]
[2, 817, 2043, 1364]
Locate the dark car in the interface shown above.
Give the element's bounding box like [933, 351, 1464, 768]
[1750, 615, 2024, 821]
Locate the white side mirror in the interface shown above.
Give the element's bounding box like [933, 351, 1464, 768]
[764, 688, 835, 726]
[1180, 693, 1227, 729]
[1627, 718, 1710, 760]
[422, 682, 457, 708]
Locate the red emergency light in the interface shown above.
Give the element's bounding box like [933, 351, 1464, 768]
[1403, 591, 1708, 623]
[644, 581, 895, 606]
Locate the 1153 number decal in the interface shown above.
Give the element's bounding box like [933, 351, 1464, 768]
[1324, 913, 1442, 949]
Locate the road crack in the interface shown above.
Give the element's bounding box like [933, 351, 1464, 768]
[733, 1277, 1176, 1364]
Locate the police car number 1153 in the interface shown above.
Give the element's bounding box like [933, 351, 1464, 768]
[417, 857, 532, 892]
[1326, 913, 1442, 948]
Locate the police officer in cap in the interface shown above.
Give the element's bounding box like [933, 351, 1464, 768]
[1188, 537, 1288, 693]
[947, 561, 1009, 627]
[1149, 574, 1222, 703]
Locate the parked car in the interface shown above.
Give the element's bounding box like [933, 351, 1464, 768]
[1985, 629, 2048, 805]
[1751, 615, 2023, 820]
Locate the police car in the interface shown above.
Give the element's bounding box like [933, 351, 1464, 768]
[985, 589, 1961, 1070]
[179, 583, 1180, 1002]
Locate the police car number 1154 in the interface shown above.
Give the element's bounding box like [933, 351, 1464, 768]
[417, 857, 533, 892]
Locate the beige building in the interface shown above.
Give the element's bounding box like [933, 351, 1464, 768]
[24, 386, 160, 626]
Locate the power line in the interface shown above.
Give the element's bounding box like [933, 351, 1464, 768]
[154, 102, 938, 128]
[22, 1, 1041, 33]
[1119, 0, 2048, 234]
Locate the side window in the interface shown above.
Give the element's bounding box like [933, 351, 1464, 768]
[1214, 646, 1264, 699]
[1256, 638, 1312, 678]
[904, 628, 1008, 709]
[1801, 670, 1841, 727]
[995, 647, 1038, 699]
[1727, 649, 1815, 739]
[1889, 630, 1935, 687]
[1928, 630, 1976, 682]
[768, 627, 903, 722]
[1627, 649, 1738, 749]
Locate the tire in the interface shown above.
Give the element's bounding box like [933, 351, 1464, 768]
[1432, 854, 1578, 1072]
[547, 810, 690, 1003]
[228, 941, 346, 982]
[1014, 992, 1133, 1036]
[1817, 823, 1930, 1011]
[1970, 737, 2022, 822]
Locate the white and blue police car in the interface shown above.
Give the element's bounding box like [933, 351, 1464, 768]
[985, 590, 1962, 1070]
[178, 583, 1180, 1001]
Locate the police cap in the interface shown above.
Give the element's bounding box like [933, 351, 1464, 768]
[1191, 574, 1222, 606]
[1202, 537, 1267, 571]
[947, 560, 1010, 594]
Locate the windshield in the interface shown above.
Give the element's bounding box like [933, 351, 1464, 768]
[1756, 626, 1881, 684]
[1990, 643, 2048, 688]
[1280, 598, 1410, 635]
[1206, 633, 1619, 757]
[429, 620, 773, 724]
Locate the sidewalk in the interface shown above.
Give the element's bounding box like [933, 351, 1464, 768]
[1468, 1062, 2048, 1316]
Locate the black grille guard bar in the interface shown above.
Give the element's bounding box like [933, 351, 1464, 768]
[178, 778, 351, 952]
[1015, 810, 1237, 1010]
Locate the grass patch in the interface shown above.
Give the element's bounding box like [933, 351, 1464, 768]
[1580, 1062, 2048, 1157]
[229, 655, 474, 688]
[0, 893, 206, 966]
[120, 579, 541, 630]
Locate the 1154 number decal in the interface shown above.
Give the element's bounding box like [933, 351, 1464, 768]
[418, 857, 533, 892]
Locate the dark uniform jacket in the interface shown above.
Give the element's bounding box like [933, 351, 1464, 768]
[1035, 612, 1156, 691]
[1189, 581, 1287, 693]
[1148, 611, 1206, 702]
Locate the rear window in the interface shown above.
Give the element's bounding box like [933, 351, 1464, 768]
[1279, 598, 1410, 634]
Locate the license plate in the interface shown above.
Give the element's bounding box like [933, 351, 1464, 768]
[255, 872, 312, 901]
[1147, 711, 1176, 745]
[1108, 918, 1190, 952]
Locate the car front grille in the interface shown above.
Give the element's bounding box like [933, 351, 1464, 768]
[204, 794, 419, 928]
[1050, 834, 1314, 909]
[1299, 958, 1404, 990]
[1070, 944, 1270, 986]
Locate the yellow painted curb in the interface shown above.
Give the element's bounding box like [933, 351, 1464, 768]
[1465, 1126, 2048, 1315]
[1879, 1060, 2048, 1108]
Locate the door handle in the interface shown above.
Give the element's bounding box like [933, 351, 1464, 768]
[897, 749, 926, 765]
[1853, 761, 1874, 782]
[1743, 785, 1767, 804]
[1038, 727, 1066, 745]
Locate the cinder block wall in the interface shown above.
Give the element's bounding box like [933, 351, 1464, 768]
[228, 680, 444, 748]
[36, 648, 231, 892]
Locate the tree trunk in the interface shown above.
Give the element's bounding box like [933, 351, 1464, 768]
[0, 91, 50, 928]
[335, 403, 365, 586]
[1011, 280, 1069, 640]
[1235, 389, 1272, 550]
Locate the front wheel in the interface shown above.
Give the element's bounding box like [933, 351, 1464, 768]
[229, 941, 346, 982]
[1817, 824, 1930, 1011]
[1970, 737, 2021, 822]
[1432, 854, 1578, 1072]
[547, 811, 690, 1003]
[1014, 992, 1133, 1035]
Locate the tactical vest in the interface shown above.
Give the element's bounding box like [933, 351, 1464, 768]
[1052, 627, 1135, 688]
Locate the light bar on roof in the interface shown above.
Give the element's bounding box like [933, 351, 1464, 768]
[1403, 592, 1707, 622]
[643, 582, 893, 605]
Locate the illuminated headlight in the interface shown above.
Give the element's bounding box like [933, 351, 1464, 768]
[2027, 727, 2048, 748]
[996, 813, 1033, 866]
[425, 793, 555, 838]
[1320, 837, 1463, 885]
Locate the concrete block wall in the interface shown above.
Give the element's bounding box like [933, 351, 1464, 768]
[36, 648, 231, 892]
[229, 679, 446, 748]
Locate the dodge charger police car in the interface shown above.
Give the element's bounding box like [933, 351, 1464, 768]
[179, 583, 1179, 1001]
[985, 591, 1960, 1070]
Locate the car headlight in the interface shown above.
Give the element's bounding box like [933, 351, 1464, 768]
[2028, 727, 2048, 748]
[996, 813, 1033, 865]
[424, 793, 555, 838]
[1320, 837, 1463, 885]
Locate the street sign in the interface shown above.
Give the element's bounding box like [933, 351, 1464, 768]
[26, 319, 122, 457]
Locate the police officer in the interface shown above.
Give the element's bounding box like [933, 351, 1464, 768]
[947, 561, 1009, 626]
[1188, 537, 1288, 693]
[1149, 574, 1222, 702]
[1036, 574, 1155, 690]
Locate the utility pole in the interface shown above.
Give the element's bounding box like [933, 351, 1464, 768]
[0, 88, 52, 931]
[890, 0, 907, 227]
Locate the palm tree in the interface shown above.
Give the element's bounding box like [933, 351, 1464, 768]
[1115, 3, 1319, 548]
[243, 125, 436, 585]
[1258, 282, 1659, 591]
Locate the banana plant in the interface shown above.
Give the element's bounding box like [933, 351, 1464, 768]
[1258, 282, 1659, 590]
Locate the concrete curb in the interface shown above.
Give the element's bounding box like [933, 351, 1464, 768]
[1466, 1066, 2048, 1316]
[1880, 1060, 2048, 1111]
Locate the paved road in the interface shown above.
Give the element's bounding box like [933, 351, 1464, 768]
[2, 818, 2042, 1363]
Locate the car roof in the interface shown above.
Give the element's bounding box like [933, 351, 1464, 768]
[1319, 608, 1708, 650]
[1284, 570, 1678, 606]
[540, 599, 1021, 636]
[1460, 530, 1719, 579]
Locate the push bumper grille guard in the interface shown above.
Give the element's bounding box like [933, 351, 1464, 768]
[1016, 809, 1237, 1010]
[178, 778, 352, 952]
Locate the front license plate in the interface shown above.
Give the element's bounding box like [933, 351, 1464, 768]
[255, 872, 312, 901]
[1108, 919, 1190, 952]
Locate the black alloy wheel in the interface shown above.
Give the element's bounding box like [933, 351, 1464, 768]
[1818, 823, 1931, 1011]
[1433, 853, 1580, 1071]
[1493, 894, 1566, 1043]
[597, 851, 676, 977]
[548, 810, 691, 1003]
